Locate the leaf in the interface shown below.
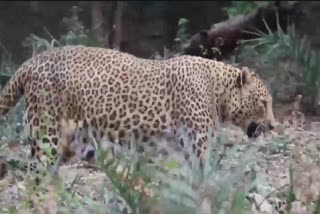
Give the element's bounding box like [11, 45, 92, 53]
[166, 160, 180, 169]
[313, 193, 320, 214]
[178, 18, 189, 26]
[231, 192, 246, 214]
[287, 165, 296, 212]
[8, 206, 17, 214]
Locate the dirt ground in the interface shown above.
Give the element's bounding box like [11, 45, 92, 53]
[0, 100, 319, 214]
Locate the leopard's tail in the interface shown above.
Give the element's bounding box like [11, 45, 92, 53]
[0, 64, 27, 116]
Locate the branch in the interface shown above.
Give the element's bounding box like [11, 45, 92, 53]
[183, 3, 301, 60]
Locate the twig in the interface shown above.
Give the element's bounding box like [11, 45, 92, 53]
[257, 183, 289, 208]
[79, 163, 100, 171]
[43, 27, 61, 46]
[0, 41, 10, 57]
[70, 173, 82, 197]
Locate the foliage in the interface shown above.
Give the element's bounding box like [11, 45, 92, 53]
[0, 5, 100, 142]
[154, 129, 257, 214]
[234, 12, 320, 101]
[22, 6, 99, 56]
[223, 1, 270, 18]
[0, 45, 25, 140]
[97, 140, 160, 213]
[1, 3, 320, 214]
[94, 128, 259, 213]
[175, 18, 190, 44]
[151, 17, 191, 60]
[0, 164, 107, 214]
[60, 6, 99, 47]
[314, 193, 320, 214]
[158, 17, 191, 59]
[286, 165, 296, 212]
[0, 48, 17, 87]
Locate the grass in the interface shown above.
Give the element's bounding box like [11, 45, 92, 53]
[0, 5, 320, 214]
[232, 11, 320, 104]
[1, 118, 320, 213]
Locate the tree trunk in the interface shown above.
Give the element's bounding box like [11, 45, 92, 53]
[163, 46, 170, 59]
[183, 3, 301, 60]
[29, 1, 40, 13]
[113, 1, 125, 51]
[105, 2, 117, 49]
[91, 1, 109, 48]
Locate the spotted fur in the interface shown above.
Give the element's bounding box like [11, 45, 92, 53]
[0, 46, 275, 176]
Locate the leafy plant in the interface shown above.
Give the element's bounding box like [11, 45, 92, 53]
[93, 126, 260, 213]
[235, 11, 320, 101]
[286, 165, 296, 212]
[148, 128, 257, 213]
[96, 137, 160, 213]
[313, 193, 320, 214]
[175, 18, 190, 44]
[60, 6, 99, 47]
[22, 33, 59, 56]
[0, 43, 17, 87]
[22, 5, 99, 56]
[224, 1, 270, 18]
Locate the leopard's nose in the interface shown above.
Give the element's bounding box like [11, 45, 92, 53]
[268, 124, 275, 130]
[85, 150, 95, 161]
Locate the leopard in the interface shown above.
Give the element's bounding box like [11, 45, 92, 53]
[0, 45, 276, 183]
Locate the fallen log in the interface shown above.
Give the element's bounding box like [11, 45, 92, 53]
[183, 2, 302, 61]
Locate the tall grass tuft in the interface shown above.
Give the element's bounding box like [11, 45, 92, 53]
[235, 11, 320, 103]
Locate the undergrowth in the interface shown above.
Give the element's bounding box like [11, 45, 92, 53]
[0, 45, 24, 141]
[22, 5, 99, 56]
[0, 126, 261, 214]
[0, 4, 319, 214]
[0, 5, 98, 142]
[233, 11, 320, 104]
[78, 128, 259, 213]
[224, 1, 270, 18]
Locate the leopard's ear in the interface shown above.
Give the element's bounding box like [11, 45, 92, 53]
[236, 67, 253, 88]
